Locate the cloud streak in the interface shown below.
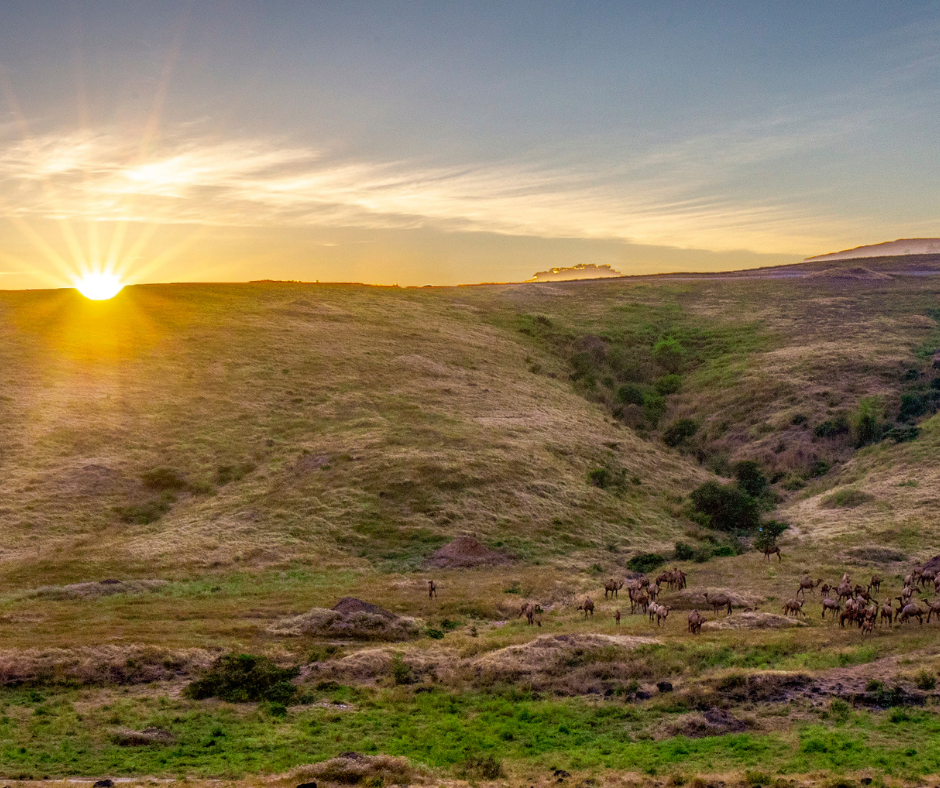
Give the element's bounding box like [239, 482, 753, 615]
[0, 123, 851, 255]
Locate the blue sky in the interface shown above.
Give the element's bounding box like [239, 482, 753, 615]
[1, 1, 939, 288]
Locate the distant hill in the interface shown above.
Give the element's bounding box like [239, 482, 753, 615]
[526, 263, 623, 282]
[806, 238, 940, 262]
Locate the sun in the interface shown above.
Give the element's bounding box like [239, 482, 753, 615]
[75, 272, 125, 300]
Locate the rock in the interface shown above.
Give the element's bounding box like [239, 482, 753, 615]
[112, 727, 176, 746]
[657, 680, 673, 693]
[93, 781, 114, 788]
[296, 783, 318, 788]
[635, 690, 652, 700]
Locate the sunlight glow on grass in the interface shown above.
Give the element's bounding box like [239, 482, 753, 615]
[75, 272, 124, 300]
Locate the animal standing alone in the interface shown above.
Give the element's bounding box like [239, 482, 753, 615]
[428, 580, 437, 599]
[703, 592, 733, 617]
[604, 579, 624, 599]
[577, 597, 595, 618]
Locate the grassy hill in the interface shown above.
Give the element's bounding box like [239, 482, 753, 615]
[3, 261, 940, 784]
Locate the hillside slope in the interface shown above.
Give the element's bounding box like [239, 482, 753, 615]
[0, 284, 703, 585]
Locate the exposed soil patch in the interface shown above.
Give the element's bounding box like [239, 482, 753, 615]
[674, 707, 751, 738]
[714, 672, 814, 703]
[293, 453, 330, 474]
[269, 598, 421, 641]
[427, 536, 509, 568]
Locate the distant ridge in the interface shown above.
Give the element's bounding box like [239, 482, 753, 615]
[806, 238, 940, 262]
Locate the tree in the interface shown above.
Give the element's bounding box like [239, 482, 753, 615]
[652, 337, 685, 374]
[733, 460, 767, 498]
[689, 481, 761, 533]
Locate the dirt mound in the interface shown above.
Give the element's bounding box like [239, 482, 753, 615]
[703, 612, 805, 630]
[674, 707, 750, 738]
[428, 537, 508, 568]
[284, 753, 420, 787]
[0, 646, 212, 686]
[474, 633, 658, 675]
[662, 588, 763, 611]
[306, 646, 451, 685]
[25, 579, 168, 601]
[808, 266, 892, 280]
[269, 598, 421, 641]
[331, 597, 397, 619]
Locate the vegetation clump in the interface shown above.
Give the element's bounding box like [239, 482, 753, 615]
[627, 553, 667, 573]
[185, 654, 299, 704]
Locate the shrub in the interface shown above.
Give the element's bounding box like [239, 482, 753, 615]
[852, 396, 884, 447]
[733, 460, 768, 498]
[885, 424, 920, 442]
[460, 755, 504, 780]
[673, 542, 695, 561]
[830, 698, 851, 722]
[809, 459, 831, 477]
[791, 412, 807, 425]
[915, 669, 937, 691]
[814, 416, 849, 438]
[627, 553, 667, 573]
[688, 481, 761, 532]
[754, 520, 788, 554]
[653, 337, 685, 373]
[588, 467, 610, 488]
[391, 653, 413, 685]
[663, 419, 698, 448]
[655, 374, 682, 395]
[185, 654, 299, 703]
[616, 384, 645, 406]
[644, 392, 667, 424]
[899, 391, 932, 422]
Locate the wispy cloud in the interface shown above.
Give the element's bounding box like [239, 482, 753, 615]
[0, 123, 851, 255]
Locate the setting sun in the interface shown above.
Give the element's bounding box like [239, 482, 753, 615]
[75, 272, 124, 300]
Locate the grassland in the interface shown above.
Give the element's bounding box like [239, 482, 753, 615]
[4, 259, 940, 784]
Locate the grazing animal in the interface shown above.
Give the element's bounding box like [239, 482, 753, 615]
[520, 603, 537, 625]
[860, 617, 874, 636]
[629, 588, 650, 615]
[604, 579, 624, 599]
[821, 598, 841, 619]
[653, 604, 671, 626]
[763, 544, 782, 562]
[925, 598, 940, 623]
[577, 597, 595, 618]
[647, 582, 661, 601]
[614, 609, 621, 626]
[703, 592, 733, 617]
[880, 602, 894, 626]
[797, 577, 823, 598]
[648, 602, 661, 624]
[899, 603, 925, 625]
[869, 575, 882, 593]
[820, 583, 832, 597]
[782, 598, 805, 617]
[428, 580, 437, 599]
[687, 609, 705, 634]
[837, 581, 854, 602]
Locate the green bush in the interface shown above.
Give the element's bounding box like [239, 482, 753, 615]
[627, 553, 667, 573]
[616, 384, 645, 406]
[915, 670, 937, 691]
[814, 416, 849, 438]
[673, 542, 695, 561]
[644, 391, 667, 424]
[852, 396, 884, 447]
[688, 481, 761, 532]
[655, 374, 682, 395]
[885, 424, 920, 442]
[733, 460, 767, 498]
[114, 495, 174, 525]
[215, 463, 256, 485]
[653, 337, 685, 373]
[899, 391, 932, 422]
[185, 654, 299, 703]
[663, 419, 698, 447]
[588, 467, 610, 488]
[391, 653, 414, 686]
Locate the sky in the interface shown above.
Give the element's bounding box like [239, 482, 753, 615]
[1, 2, 940, 289]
